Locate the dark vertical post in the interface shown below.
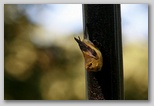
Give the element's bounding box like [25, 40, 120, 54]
[83, 4, 124, 100]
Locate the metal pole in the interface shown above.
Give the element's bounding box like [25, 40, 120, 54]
[82, 4, 124, 100]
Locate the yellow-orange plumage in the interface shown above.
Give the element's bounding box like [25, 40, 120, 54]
[74, 37, 103, 72]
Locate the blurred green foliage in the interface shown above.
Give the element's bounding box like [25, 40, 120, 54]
[123, 43, 148, 100]
[4, 4, 148, 100]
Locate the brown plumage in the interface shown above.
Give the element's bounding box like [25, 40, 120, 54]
[74, 36, 103, 72]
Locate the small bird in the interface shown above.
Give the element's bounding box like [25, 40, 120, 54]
[74, 26, 103, 72]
